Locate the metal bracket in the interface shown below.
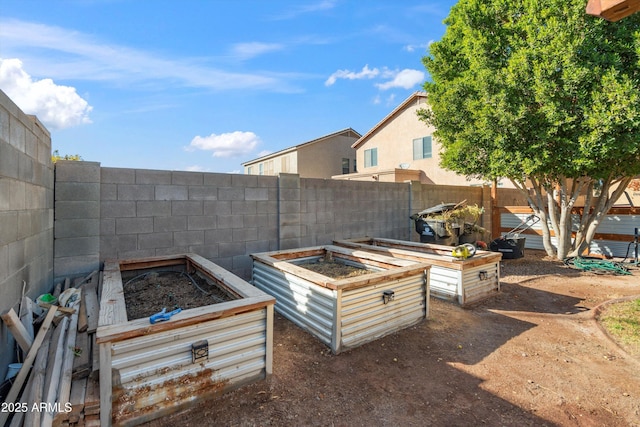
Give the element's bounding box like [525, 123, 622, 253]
[192, 340, 209, 363]
[382, 290, 395, 304]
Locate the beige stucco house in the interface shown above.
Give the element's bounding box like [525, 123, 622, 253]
[242, 128, 360, 179]
[334, 92, 496, 186]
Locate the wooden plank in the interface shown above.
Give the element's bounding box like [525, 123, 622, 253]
[63, 277, 72, 292]
[77, 287, 88, 333]
[69, 378, 87, 415]
[1, 307, 34, 353]
[115, 254, 186, 271]
[53, 281, 63, 299]
[23, 326, 53, 427]
[99, 343, 112, 427]
[96, 295, 274, 343]
[91, 333, 99, 377]
[84, 376, 100, 415]
[55, 307, 79, 425]
[42, 316, 70, 427]
[0, 306, 58, 426]
[84, 282, 100, 333]
[8, 379, 29, 427]
[99, 263, 128, 328]
[39, 303, 77, 315]
[72, 329, 91, 380]
[19, 295, 35, 342]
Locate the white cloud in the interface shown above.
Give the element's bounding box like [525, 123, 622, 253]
[271, 0, 336, 20]
[0, 19, 293, 92]
[403, 42, 433, 53]
[325, 65, 380, 86]
[232, 42, 284, 60]
[186, 131, 261, 158]
[0, 58, 92, 130]
[375, 69, 425, 90]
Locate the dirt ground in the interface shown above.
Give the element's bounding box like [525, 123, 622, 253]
[144, 250, 640, 427]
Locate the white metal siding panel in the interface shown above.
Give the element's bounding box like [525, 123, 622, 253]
[252, 262, 335, 346]
[110, 308, 269, 414]
[460, 263, 500, 305]
[340, 273, 427, 351]
[501, 212, 639, 257]
[428, 266, 461, 301]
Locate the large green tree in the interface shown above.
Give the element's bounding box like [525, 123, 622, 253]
[420, 0, 640, 259]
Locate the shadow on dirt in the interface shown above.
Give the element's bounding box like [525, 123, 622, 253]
[480, 281, 590, 315]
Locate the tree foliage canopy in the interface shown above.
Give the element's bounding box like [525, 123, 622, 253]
[421, 0, 640, 259]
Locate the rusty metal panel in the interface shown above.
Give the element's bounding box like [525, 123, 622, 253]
[110, 308, 270, 424]
[252, 261, 335, 346]
[339, 272, 428, 352]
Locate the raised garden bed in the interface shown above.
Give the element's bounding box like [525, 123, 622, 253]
[250, 245, 431, 354]
[96, 253, 275, 426]
[334, 237, 502, 306]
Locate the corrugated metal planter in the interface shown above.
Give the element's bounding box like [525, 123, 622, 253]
[96, 253, 275, 427]
[335, 237, 502, 307]
[250, 245, 430, 354]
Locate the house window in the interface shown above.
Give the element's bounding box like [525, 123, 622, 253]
[364, 148, 378, 168]
[342, 158, 350, 174]
[413, 136, 432, 160]
[247, 166, 253, 175]
[265, 160, 274, 175]
[281, 156, 290, 173]
[258, 163, 264, 175]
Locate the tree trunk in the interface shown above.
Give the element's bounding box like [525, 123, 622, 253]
[567, 175, 633, 257]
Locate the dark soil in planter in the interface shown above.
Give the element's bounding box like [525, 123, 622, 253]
[122, 270, 238, 320]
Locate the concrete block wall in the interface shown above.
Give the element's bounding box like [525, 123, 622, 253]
[298, 177, 412, 248]
[52, 165, 492, 282]
[57, 165, 280, 280]
[54, 161, 101, 278]
[0, 90, 54, 376]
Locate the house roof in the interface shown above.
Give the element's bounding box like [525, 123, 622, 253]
[352, 92, 428, 150]
[242, 127, 361, 166]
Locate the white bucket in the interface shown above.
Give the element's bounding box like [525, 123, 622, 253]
[5, 363, 22, 380]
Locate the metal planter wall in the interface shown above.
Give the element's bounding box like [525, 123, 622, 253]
[251, 245, 430, 354]
[97, 253, 275, 427]
[334, 238, 502, 306]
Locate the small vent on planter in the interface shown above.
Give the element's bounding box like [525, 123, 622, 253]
[382, 290, 395, 304]
[192, 340, 209, 363]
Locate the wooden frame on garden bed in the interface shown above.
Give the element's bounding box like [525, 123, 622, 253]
[334, 237, 502, 306]
[250, 245, 431, 354]
[96, 253, 275, 427]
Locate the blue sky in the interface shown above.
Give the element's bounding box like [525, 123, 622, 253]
[0, 0, 457, 173]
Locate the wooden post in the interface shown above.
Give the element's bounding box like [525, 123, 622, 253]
[491, 179, 500, 239]
[1, 308, 34, 352]
[0, 307, 58, 426]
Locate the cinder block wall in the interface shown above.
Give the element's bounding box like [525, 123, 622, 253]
[297, 177, 413, 248]
[54, 161, 101, 278]
[53, 165, 490, 283]
[53, 164, 281, 281]
[0, 90, 54, 376]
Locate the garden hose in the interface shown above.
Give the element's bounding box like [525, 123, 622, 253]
[563, 257, 631, 275]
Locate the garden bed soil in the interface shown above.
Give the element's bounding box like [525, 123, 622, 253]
[299, 259, 373, 279]
[122, 270, 238, 320]
[143, 250, 640, 426]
